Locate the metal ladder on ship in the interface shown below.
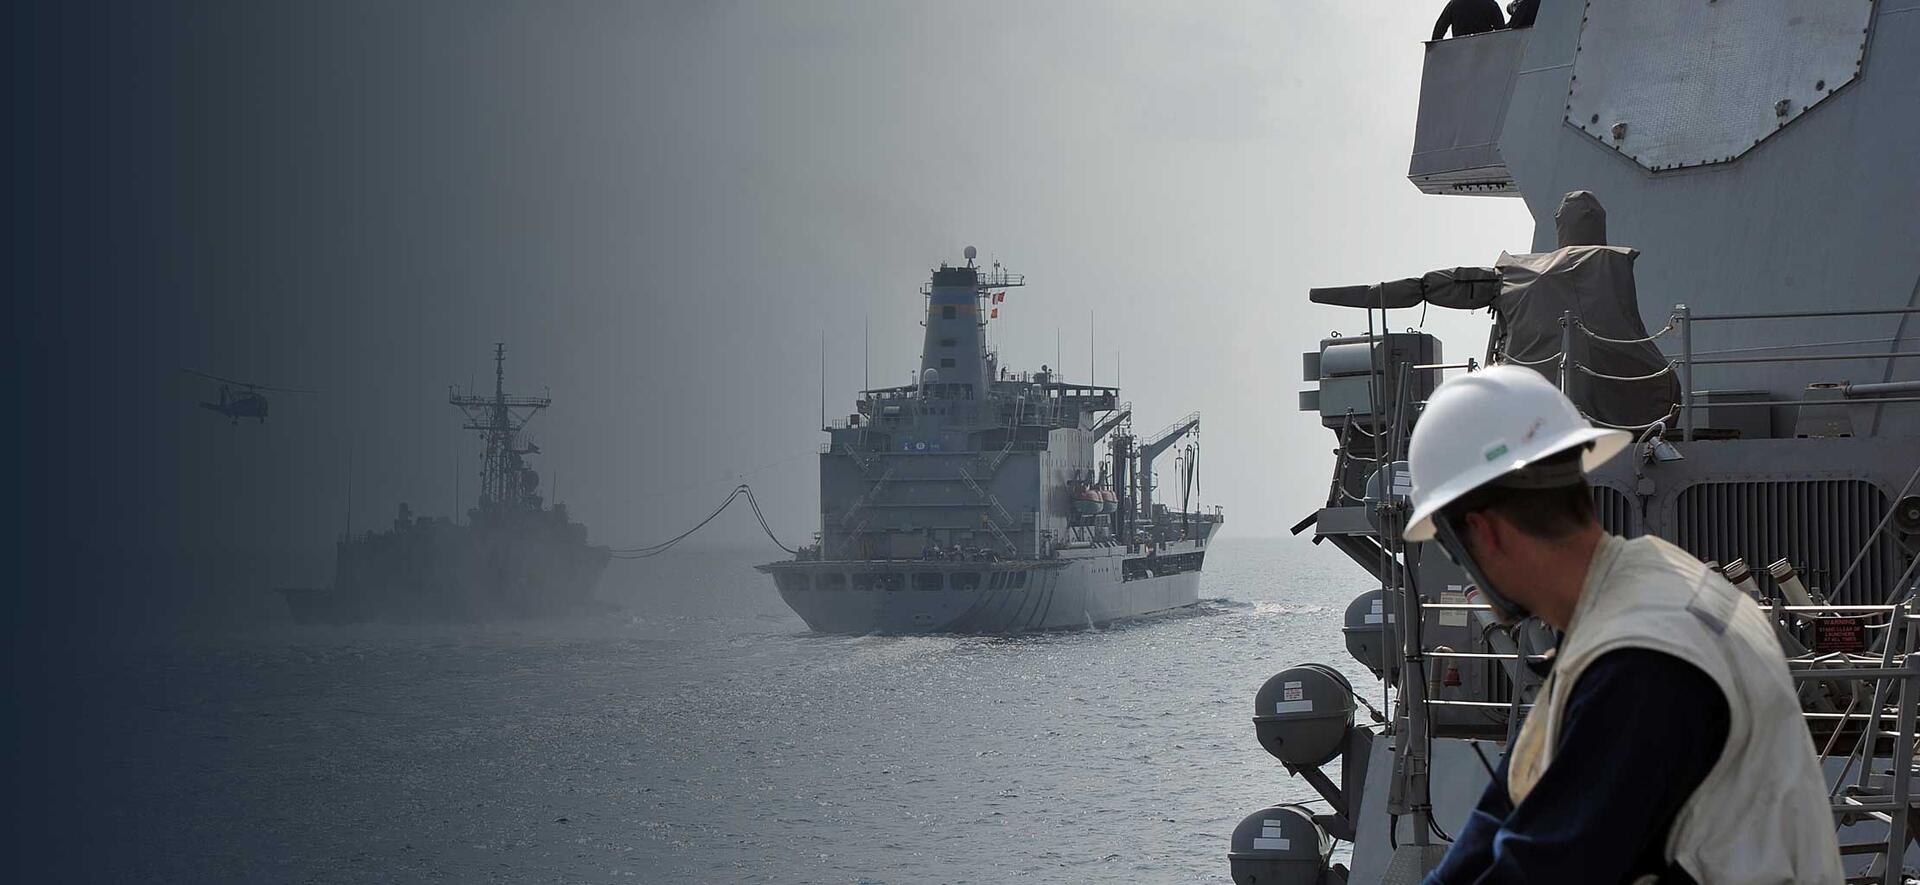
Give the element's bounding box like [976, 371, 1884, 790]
[1802, 596, 1920, 884]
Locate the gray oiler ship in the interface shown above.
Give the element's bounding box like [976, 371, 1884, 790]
[1226, 4, 1920, 884]
[759, 252, 1222, 634]
[279, 345, 610, 623]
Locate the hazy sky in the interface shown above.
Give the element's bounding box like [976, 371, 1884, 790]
[21, 1, 1537, 611]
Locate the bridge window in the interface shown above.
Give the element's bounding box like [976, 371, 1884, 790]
[940, 337, 956, 347]
[940, 358, 956, 368]
[914, 572, 944, 591]
[953, 572, 982, 591]
[819, 573, 846, 591]
[852, 573, 875, 592]
[1009, 570, 1028, 588]
[989, 572, 1006, 590]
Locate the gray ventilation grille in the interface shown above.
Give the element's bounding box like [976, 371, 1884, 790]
[1675, 480, 1902, 606]
[1593, 485, 1639, 538]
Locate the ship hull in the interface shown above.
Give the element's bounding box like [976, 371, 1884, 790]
[278, 519, 612, 624]
[276, 571, 611, 624]
[759, 539, 1207, 634]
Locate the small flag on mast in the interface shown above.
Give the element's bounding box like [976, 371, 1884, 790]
[992, 291, 1006, 304]
[990, 308, 999, 319]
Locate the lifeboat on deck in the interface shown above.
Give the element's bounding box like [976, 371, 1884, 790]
[1073, 486, 1104, 516]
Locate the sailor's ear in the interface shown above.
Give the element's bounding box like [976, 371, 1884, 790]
[1462, 509, 1504, 559]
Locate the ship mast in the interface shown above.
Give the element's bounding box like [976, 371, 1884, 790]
[916, 247, 1025, 400]
[449, 343, 552, 512]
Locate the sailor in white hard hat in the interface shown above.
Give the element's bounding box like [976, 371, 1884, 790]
[1410, 365, 1839, 884]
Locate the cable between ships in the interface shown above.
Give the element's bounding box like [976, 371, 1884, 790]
[611, 484, 797, 559]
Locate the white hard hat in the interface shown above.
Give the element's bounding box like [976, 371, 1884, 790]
[1403, 365, 1629, 542]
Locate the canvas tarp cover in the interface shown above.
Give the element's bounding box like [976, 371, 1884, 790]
[1493, 245, 1678, 428]
[1308, 266, 1501, 310]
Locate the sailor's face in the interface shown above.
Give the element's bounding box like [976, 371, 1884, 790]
[1461, 510, 1528, 601]
[1432, 512, 1528, 625]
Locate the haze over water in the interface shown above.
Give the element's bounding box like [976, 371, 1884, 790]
[13, 5, 1528, 881]
[46, 539, 1373, 883]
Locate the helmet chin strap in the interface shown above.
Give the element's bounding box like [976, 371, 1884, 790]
[1433, 516, 1530, 626]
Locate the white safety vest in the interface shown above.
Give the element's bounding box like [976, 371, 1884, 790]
[1507, 534, 1841, 884]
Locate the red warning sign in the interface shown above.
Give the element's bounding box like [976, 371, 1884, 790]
[1814, 617, 1866, 654]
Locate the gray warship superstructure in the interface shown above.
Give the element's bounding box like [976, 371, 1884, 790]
[759, 252, 1222, 633]
[279, 345, 610, 623]
[1226, 4, 1920, 884]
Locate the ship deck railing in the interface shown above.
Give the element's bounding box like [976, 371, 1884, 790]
[1670, 304, 1920, 441]
[1398, 302, 1920, 437]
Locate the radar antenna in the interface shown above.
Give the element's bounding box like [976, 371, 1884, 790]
[448, 343, 552, 511]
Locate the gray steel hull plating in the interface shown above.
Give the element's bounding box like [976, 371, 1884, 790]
[760, 543, 1206, 634]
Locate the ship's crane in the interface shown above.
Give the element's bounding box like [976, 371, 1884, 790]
[1136, 411, 1200, 518]
[1090, 407, 1133, 443]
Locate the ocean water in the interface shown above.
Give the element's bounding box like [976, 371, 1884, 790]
[24, 537, 1380, 883]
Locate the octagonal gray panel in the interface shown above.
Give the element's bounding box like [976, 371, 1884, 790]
[1565, 0, 1875, 172]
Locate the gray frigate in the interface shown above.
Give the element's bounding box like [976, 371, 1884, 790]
[759, 252, 1222, 634]
[1224, 3, 1920, 883]
[279, 345, 610, 623]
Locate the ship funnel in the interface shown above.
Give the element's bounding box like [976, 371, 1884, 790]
[919, 265, 991, 399]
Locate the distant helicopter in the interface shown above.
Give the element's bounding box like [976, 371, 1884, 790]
[186, 370, 317, 424]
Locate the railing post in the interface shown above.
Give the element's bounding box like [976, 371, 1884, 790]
[1558, 310, 1573, 392]
[1676, 304, 1694, 442]
[1882, 650, 1920, 884]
